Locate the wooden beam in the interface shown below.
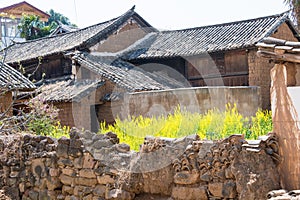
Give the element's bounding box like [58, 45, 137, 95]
[257, 50, 300, 64]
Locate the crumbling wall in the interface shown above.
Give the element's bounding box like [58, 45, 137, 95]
[0, 129, 280, 200]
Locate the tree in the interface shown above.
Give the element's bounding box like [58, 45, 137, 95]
[18, 10, 77, 41]
[284, 0, 300, 30]
[18, 14, 53, 40]
[47, 9, 77, 28]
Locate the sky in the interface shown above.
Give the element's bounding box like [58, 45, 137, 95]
[0, 0, 290, 30]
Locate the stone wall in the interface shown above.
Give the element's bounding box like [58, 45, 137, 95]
[0, 129, 281, 200]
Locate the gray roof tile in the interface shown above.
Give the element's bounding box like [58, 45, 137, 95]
[124, 12, 297, 59]
[73, 52, 187, 92]
[0, 62, 35, 90]
[3, 6, 139, 64]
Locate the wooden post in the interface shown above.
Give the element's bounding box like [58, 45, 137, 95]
[270, 63, 300, 190]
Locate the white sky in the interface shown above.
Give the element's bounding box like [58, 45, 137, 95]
[0, 0, 290, 30]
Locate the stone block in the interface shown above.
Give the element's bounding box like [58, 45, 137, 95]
[74, 157, 83, 169]
[49, 168, 60, 177]
[57, 158, 73, 167]
[93, 185, 106, 197]
[62, 185, 73, 195]
[57, 143, 69, 158]
[68, 147, 82, 157]
[31, 159, 46, 179]
[59, 174, 74, 186]
[82, 194, 93, 200]
[29, 190, 39, 200]
[172, 186, 208, 200]
[208, 182, 223, 198]
[115, 143, 130, 153]
[19, 182, 25, 193]
[46, 176, 62, 191]
[39, 189, 49, 200]
[65, 195, 79, 200]
[79, 169, 95, 178]
[222, 181, 237, 198]
[105, 189, 135, 200]
[97, 175, 115, 184]
[82, 153, 96, 169]
[75, 177, 97, 187]
[174, 171, 199, 185]
[62, 168, 75, 176]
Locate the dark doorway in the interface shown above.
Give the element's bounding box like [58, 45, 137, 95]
[90, 105, 99, 133]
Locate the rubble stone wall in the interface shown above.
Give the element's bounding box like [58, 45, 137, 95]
[0, 129, 280, 200]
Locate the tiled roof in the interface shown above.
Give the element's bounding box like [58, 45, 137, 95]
[257, 36, 300, 53]
[73, 52, 187, 92]
[3, 6, 147, 64]
[124, 12, 298, 59]
[0, 62, 35, 90]
[34, 79, 104, 102]
[48, 22, 79, 37]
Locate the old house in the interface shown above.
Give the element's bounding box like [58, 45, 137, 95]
[0, 62, 35, 115]
[0, 1, 50, 48]
[2, 6, 154, 83]
[2, 7, 299, 130]
[1, 6, 163, 130]
[32, 52, 185, 131]
[124, 12, 300, 109]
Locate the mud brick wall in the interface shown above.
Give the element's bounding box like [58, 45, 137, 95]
[0, 92, 12, 116]
[0, 129, 280, 200]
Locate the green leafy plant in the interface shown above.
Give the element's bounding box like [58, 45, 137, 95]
[249, 109, 272, 139]
[26, 98, 70, 138]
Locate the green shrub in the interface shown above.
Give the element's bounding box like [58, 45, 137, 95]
[26, 98, 70, 138]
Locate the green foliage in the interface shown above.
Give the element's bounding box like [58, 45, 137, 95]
[18, 14, 55, 40]
[47, 9, 76, 27]
[249, 109, 273, 139]
[26, 98, 70, 138]
[99, 104, 273, 151]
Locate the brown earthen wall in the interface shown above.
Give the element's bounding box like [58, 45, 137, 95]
[54, 81, 126, 130]
[90, 19, 149, 53]
[248, 23, 299, 110]
[54, 102, 75, 128]
[122, 86, 261, 118]
[0, 91, 12, 116]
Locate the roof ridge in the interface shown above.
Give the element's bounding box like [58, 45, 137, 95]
[79, 7, 136, 49]
[257, 11, 293, 42]
[11, 6, 135, 45]
[160, 11, 290, 33]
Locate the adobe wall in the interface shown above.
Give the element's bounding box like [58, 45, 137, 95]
[248, 22, 299, 110]
[248, 49, 272, 110]
[89, 18, 149, 53]
[121, 86, 261, 118]
[54, 102, 75, 128]
[0, 91, 12, 116]
[0, 128, 280, 200]
[53, 81, 126, 131]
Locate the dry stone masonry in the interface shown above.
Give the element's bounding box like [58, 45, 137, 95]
[0, 129, 280, 200]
